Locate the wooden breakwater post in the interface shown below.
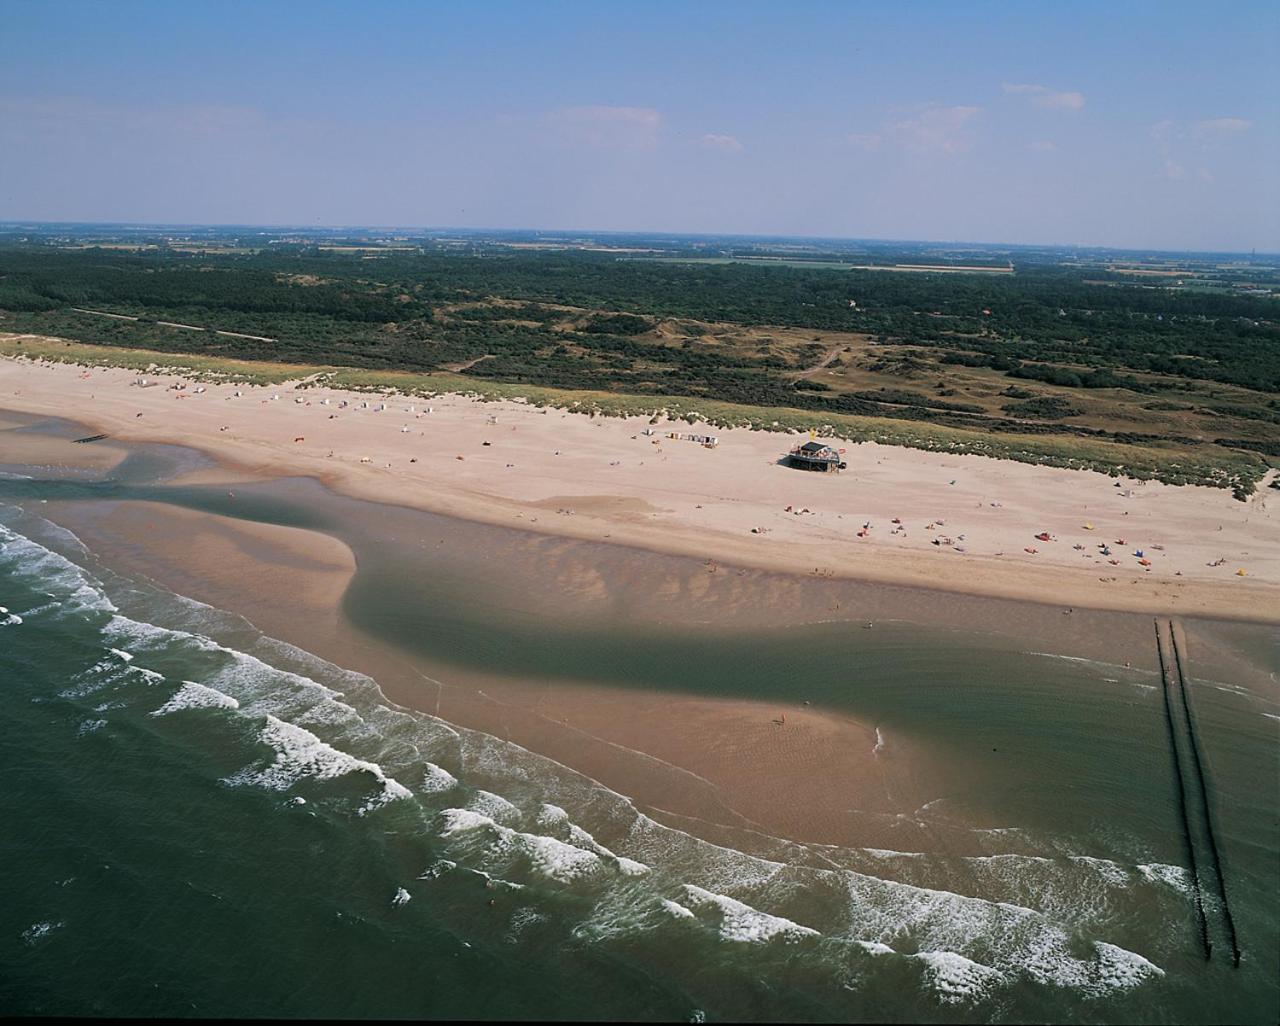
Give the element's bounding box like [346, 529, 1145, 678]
[1154, 617, 1212, 961]
[1169, 621, 1242, 968]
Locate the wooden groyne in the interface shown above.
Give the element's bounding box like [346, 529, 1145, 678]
[1154, 617, 1211, 960]
[71, 433, 108, 444]
[1154, 617, 1242, 967]
[1169, 622, 1242, 967]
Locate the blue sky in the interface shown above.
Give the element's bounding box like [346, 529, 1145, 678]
[2, 0, 1276, 250]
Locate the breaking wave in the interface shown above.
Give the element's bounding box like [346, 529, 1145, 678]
[0, 512, 1181, 1010]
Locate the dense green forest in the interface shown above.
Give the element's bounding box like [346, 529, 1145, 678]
[2, 245, 1276, 384]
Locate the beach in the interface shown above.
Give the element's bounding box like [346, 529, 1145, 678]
[2, 344, 1276, 623]
[2, 403, 1278, 1022]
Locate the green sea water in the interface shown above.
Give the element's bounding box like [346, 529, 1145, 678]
[1, 419, 1277, 1022]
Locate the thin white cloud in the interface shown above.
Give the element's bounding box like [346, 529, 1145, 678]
[547, 105, 662, 148]
[846, 132, 882, 151]
[1152, 118, 1228, 184]
[1150, 119, 1177, 146]
[0, 96, 268, 135]
[890, 105, 981, 154]
[1193, 117, 1251, 140]
[1150, 116, 1249, 183]
[699, 133, 743, 152]
[1027, 140, 1057, 152]
[1003, 83, 1085, 111]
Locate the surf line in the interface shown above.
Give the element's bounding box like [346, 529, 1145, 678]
[1154, 617, 1211, 961]
[1170, 622, 1242, 968]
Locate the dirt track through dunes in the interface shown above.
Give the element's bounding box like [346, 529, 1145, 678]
[71, 308, 277, 343]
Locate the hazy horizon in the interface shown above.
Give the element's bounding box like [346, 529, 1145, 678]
[3, 0, 1277, 251]
[6, 219, 1279, 258]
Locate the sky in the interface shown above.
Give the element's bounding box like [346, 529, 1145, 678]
[2, 0, 1277, 251]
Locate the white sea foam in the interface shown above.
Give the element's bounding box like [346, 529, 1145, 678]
[912, 950, 1006, 1004]
[76, 718, 107, 736]
[662, 899, 696, 919]
[535, 803, 571, 828]
[152, 681, 241, 717]
[421, 763, 459, 794]
[438, 808, 605, 884]
[0, 518, 1179, 1004]
[0, 525, 117, 616]
[418, 858, 457, 881]
[19, 601, 58, 619]
[682, 885, 820, 944]
[872, 726, 886, 755]
[226, 715, 412, 814]
[0, 611, 20, 626]
[1088, 942, 1165, 993]
[392, 887, 411, 908]
[21, 920, 64, 945]
[97, 614, 390, 764]
[1065, 854, 1131, 887]
[467, 789, 523, 826]
[1023, 651, 1159, 690]
[534, 803, 650, 876]
[1135, 863, 1191, 894]
[863, 847, 926, 859]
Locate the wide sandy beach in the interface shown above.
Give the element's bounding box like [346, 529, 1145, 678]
[2, 346, 1276, 622]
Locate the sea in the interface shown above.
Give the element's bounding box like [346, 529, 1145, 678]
[1, 419, 1277, 1022]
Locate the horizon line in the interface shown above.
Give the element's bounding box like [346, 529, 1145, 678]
[1, 219, 1275, 259]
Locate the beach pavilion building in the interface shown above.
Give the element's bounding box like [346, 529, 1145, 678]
[787, 440, 846, 472]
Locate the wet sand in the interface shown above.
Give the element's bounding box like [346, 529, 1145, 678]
[41, 497, 927, 847]
[33, 481, 1272, 855]
[6, 405, 1274, 853]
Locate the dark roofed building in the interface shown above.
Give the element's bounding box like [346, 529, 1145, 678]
[787, 439, 846, 472]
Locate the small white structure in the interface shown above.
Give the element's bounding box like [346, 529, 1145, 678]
[667, 431, 718, 448]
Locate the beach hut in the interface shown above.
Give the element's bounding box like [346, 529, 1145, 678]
[787, 440, 846, 472]
[666, 431, 719, 448]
